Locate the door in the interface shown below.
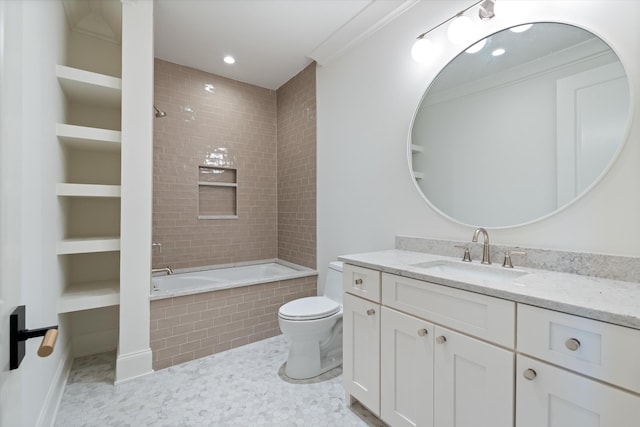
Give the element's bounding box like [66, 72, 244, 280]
[0, 1, 25, 425]
[434, 326, 514, 427]
[343, 292, 380, 416]
[381, 307, 434, 427]
[516, 355, 640, 427]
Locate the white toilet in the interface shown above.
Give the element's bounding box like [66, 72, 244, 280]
[278, 261, 343, 379]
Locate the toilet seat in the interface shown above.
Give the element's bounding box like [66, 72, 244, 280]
[278, 296, 341, 321]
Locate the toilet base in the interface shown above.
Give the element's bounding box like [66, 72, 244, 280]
[284, 338, 343, 380]
[283, 319, 343, 380]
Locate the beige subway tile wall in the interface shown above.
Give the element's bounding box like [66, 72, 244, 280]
[153, 59, 278, 269]
[276, 64, 317, 269]
[150, 276, 316, 370]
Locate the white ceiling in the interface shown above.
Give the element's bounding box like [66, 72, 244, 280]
[153, 0, 417, 90]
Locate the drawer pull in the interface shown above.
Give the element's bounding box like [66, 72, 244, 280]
[523, 368, 537, 381]
[354, 278, 363, 285]
[366, 309, 375, 316]
[417, 328, 428, 337]
[565, 338, 581, 351]
[436, 335, 447, 344]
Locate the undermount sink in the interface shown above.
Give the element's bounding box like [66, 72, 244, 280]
[410, 260, 528, 284]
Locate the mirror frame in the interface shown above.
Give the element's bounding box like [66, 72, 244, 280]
[407, 20, 635, 229]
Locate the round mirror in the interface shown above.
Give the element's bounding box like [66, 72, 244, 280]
[410, 22, 631, 228]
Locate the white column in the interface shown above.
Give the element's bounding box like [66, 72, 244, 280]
[116, 0, 154, 383]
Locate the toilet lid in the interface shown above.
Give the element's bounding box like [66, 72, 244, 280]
[279, 296, 341, 321]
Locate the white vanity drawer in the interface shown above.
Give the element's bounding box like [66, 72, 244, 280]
[381, 273, 515, 348]
[517, 304, 640, 393]
[343, 264, 381, 303]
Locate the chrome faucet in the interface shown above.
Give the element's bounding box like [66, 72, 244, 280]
[472, 228, 491, 264]
[152, 266, 174, 275]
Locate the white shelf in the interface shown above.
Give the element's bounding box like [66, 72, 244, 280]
[413, 171, 425, 179]
[197, 181, 238, 187]
[57, 65, 121, 108]
[56, 123, 121, 152]
[58, 280, 120, 314]
[411, 144, 424, 153]
[56, 183, 121, 198]
[57, 237, 120, 255]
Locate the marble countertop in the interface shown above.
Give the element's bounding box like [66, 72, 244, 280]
[338, 249, 640, 330]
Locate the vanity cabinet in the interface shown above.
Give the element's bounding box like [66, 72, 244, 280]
[344, 265, 516, 426]
[516, 304, 640, 427]
[380, 273, 514, 427]
[380, 307, 433, 427]
[343, 264, 381, 416]
[516, 355, 640, 427]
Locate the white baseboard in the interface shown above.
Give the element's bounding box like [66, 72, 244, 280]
[36, 340, 73, 427]
[115, 347, 153, 384]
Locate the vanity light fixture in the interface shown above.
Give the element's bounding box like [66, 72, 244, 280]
[478, 0, 496, 20]
[411, 0, 497, 63]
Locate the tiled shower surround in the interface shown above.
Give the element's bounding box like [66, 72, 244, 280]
[153, 59, 317, 270]
[150, 275, 316, 370]
[152, 60, 318, 369]
[277, 65, 317, 269]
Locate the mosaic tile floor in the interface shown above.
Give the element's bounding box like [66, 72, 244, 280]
[55, 335, 387, 427]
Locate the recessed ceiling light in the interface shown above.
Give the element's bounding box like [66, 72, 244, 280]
[492, 48, 506, 56]
[223, 55, 235, 64]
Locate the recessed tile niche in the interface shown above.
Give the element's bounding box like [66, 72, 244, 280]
[197, 166, 237, 219]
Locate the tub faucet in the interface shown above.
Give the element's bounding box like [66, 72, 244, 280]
[472, 228, 491, 264]
[152, 266, 174, 275]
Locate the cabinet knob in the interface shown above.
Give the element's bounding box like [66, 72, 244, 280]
[523, 368, 537, 381]
[436, 335, 447, 344]
[565, 338, 581, 351]
[417, 328, 428, 337]
[354, 278, 363, 285]
[366, 309, 375, 316]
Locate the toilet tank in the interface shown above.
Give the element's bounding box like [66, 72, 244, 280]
[324, 261, 343, 305]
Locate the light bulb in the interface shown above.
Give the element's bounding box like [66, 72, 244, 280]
[411, 37, 437, 63]
[223, 55, 235, 64]
[447, 15, 475, 45]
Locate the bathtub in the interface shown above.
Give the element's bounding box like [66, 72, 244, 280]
[150, 259, 316, 300]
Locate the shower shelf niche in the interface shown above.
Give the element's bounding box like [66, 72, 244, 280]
[198, 166, 238, 219]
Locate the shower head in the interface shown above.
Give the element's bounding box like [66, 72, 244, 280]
[154, 105, 167, 118]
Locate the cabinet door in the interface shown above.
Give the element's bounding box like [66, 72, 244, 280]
[434, 326, 514, 427]
[343, 292, 380, 415]
[381, 307, 434, 427]
[516, 355, 640, 427]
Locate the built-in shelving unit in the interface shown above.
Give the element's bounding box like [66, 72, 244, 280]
[58, 280, 120, 314]
[56, 123, 121, 152]
[57, 237, 121, 255]
[57, 183, 121, 197]
[56, 59, 122, 317]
